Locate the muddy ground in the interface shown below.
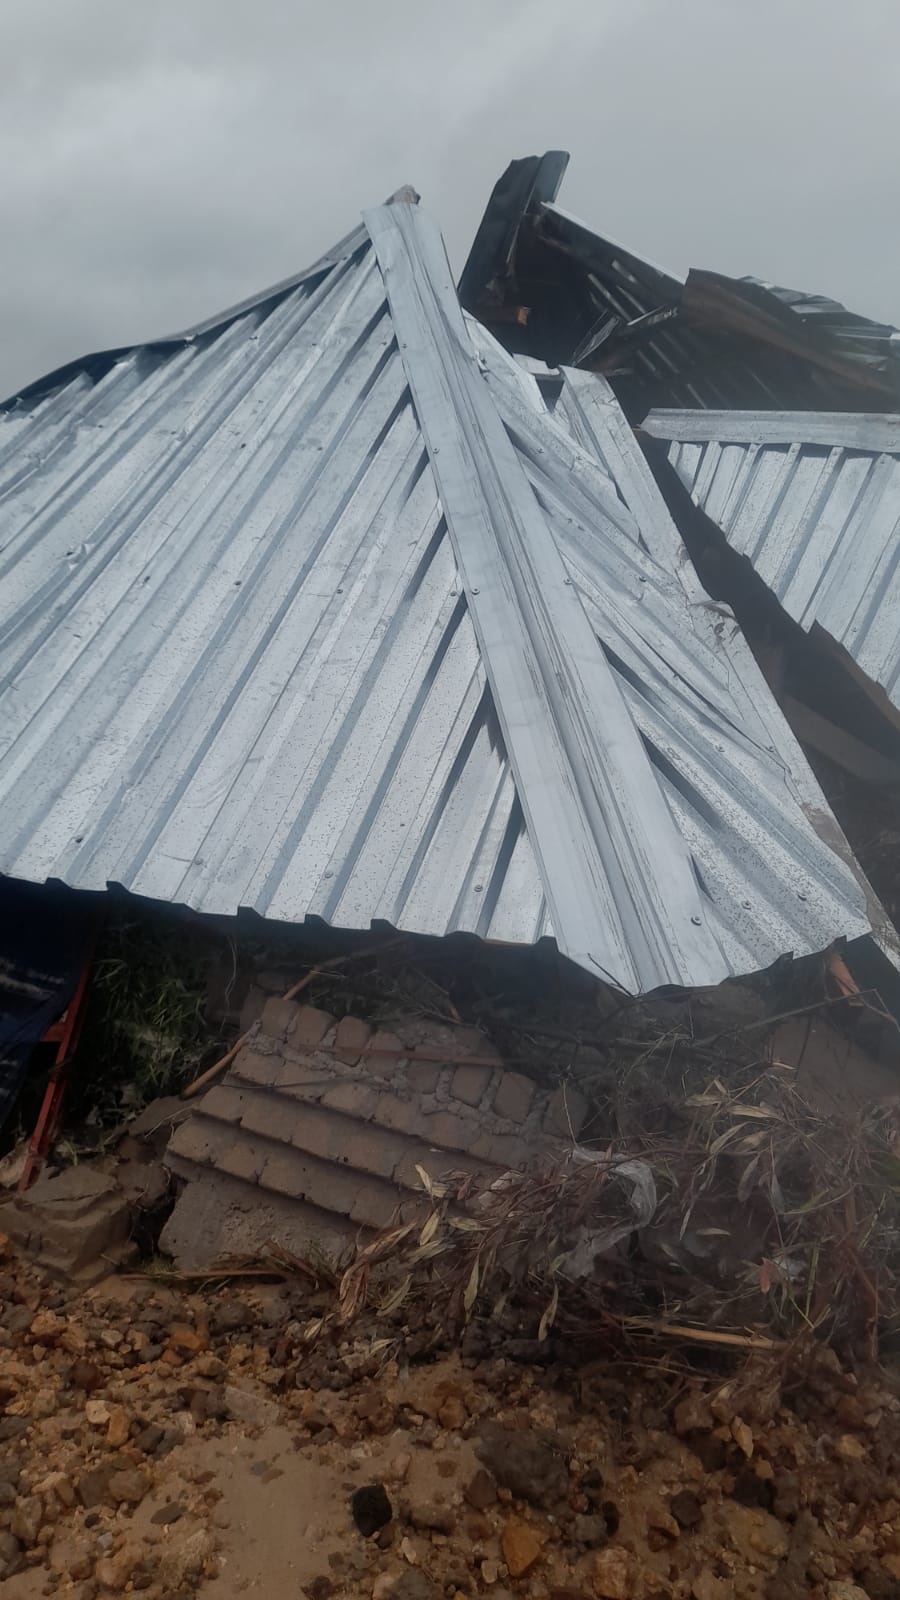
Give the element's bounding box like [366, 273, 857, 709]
[0, 1240, 899, 1600]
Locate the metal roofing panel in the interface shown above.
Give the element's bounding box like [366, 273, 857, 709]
[645, 410, 900, 710]
[370, 204, 723, 990]
[477, 360, 887, 971]
[0, 240, 549, 950]
[0, 206, 886, 991]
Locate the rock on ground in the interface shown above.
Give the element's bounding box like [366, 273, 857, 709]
[0, 1240, 897, 1600]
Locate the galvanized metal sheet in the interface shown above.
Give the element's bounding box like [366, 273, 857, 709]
[646, 409, 900, 710]
[370, 204, 723, 990]
[480, 362, 884, 973]
[0, 209, 883, 991]
[0, 242, 549, 949]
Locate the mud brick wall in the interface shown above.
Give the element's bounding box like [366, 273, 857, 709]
[162, 1003, 586, 1270]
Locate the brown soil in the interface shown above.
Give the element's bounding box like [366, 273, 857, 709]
[1, 1243, 899, 1600]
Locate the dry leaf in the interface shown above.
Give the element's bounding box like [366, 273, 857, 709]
[379, 1275, 411, 1315]
[731, 1416, 754, 1458]
[738, 1155, 761, 1203]
[736, 1129, 770, 1151]
[709, 1126, 742, 1157]
[410, 1238, 448, 1263]
[538, 1283, 559, 1342]
[418, 1212, 440, 1247]
[463, 1257, 480, 1314]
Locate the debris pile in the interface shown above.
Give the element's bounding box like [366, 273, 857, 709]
[330, 1037, 900, 1355]
[1, 1236, 900, 1598]
[161, 1000, 584, 1273]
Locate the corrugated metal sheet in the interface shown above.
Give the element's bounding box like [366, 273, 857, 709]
[0, 204, 885, 991]
[690, 277, 900, 402]
[477, 354, 888, 973]
[645, 410, 900, 713]
[0, 234, 549, 950]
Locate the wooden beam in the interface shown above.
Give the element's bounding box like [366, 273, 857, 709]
[782, 694, 900, 786]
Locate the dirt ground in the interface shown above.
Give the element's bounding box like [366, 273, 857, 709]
[1, 1239, 900, 1600]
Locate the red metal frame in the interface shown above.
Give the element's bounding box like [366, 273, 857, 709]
[18, 954, 94, 1192]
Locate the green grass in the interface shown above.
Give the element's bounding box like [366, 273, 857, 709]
[67, 912, 220, 1129]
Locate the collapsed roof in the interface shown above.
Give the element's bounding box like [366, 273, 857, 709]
[0, 194, 892, 991]
[460, 153, 900, 419]
[461, 155, 900, 820]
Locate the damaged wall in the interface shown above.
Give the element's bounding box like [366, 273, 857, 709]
[162, 1001, 586, 1270]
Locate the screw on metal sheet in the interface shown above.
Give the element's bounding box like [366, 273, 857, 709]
[742, 900, 751, 909]
[472, 587, 480, 595]
[323, 870, 333, 880]
[690, 916, 702, 925]
[473, 883, 484, 893]
[564, 577, 572, 585]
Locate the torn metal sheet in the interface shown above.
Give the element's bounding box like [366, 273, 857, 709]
[461, 154, 900, 418]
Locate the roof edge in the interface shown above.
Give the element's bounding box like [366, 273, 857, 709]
[0, 190, 420, 412]
[644, 408, 900, 453]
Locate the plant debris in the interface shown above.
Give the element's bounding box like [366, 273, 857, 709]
[68, 915, 218, 1128]
[325, 1036, 900, 1359]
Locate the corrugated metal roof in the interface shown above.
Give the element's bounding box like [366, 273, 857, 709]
[480, 356, 890, 970]
[0, 203, 886, 990]
[645, 410, 900, 713]
[0, 236, 549, 951]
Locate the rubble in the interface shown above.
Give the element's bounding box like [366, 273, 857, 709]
[0, 1166, 136, 1286]
[0, 923, 898, 1600]
[161, 1003, 584, 1271]
[0, 1228, 895, 1600]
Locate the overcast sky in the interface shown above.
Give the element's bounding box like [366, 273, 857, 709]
[2, 0, 899, 400]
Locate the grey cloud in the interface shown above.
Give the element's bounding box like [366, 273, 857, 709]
[2, 0, 899, 398]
